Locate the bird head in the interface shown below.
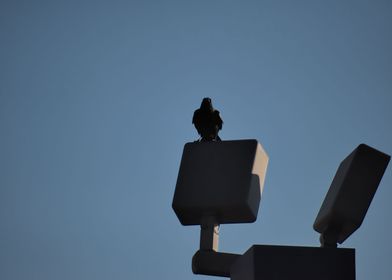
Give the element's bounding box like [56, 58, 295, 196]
[200, 97, 213, 111]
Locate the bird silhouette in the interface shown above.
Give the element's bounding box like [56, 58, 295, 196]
[192, 98, 223, 142]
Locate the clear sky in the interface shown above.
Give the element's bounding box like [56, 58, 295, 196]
[1, 1, 391, 279]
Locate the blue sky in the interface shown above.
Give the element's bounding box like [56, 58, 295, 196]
[1, 1, 391, 279]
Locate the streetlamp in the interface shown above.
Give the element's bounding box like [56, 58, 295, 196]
[172, 139, 269, 277]
[172, 99, 390, 279]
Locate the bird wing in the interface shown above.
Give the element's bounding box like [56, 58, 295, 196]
[213, 110, 223, 130]
[192, 109, 203, 134]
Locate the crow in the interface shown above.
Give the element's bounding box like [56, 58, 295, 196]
[192, 98, 223, 141]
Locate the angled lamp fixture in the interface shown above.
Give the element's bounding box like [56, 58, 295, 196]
[314, 144, 390, 247]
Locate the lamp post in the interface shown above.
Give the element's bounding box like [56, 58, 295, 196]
[172, 139, 268, 277]
[172, 99, 390, 280]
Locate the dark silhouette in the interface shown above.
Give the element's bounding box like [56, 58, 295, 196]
[314, 144, 390, 248]
[192, 98, 223, 141]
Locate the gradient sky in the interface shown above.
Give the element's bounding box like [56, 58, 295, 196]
[1, 1, 391, 280]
